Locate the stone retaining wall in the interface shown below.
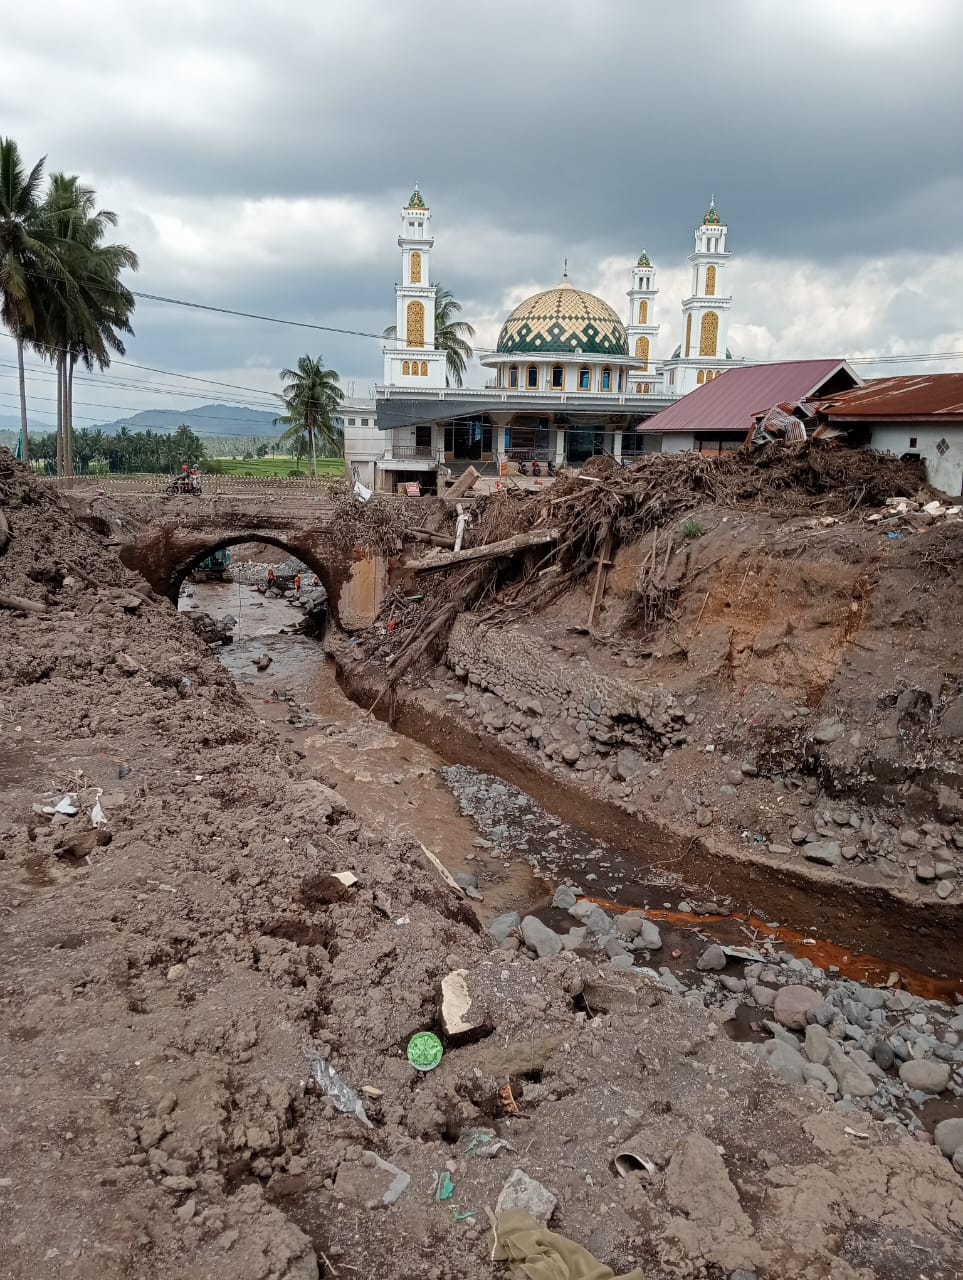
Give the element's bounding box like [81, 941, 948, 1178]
[446, 614, 689, 776]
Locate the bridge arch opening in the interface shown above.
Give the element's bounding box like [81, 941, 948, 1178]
[169, 534, 340, 614]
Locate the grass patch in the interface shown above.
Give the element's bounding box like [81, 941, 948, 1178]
[213, 456, 345, 478]
[681, 516, 705, 540]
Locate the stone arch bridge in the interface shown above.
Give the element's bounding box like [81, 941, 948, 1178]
[49, 476, 387, 628]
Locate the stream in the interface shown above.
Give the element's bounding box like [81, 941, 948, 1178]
[179, 577, 963, 1139]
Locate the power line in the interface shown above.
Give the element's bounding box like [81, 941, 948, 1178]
[0, 388, 280, 429]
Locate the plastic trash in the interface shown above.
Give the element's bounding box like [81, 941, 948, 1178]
[407, 1031, 444, 1071]
[435, 1170, 454, 1201]
[304, 1048, 373, 1127]
[613, 1150, 657, 1182]
[53, 794, 79, 816]
[90, 793, 107, 828]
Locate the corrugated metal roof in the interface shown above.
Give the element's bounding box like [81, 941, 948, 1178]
[816, 374, 963, 420]
[637, 359, 853, 433]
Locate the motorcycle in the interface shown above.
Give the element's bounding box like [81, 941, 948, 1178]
[531, 459, 541, 477]
[547, 460, 557, 477]
[516, 461, 530, 476]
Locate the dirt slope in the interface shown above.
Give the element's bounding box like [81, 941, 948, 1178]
[2, 450, 963, 1280]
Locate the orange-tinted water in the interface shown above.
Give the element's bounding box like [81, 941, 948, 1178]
[587, 898, 962, 1003]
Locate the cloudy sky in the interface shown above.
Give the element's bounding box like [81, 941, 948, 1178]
[3, 0, 963, 428]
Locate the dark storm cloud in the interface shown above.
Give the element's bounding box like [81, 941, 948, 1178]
[2, 0, 962, 410]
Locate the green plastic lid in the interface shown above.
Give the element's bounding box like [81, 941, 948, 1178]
[407, 1031, 444, 1071]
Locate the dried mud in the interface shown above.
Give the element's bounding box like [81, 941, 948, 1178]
[2, 451, 963, 1280]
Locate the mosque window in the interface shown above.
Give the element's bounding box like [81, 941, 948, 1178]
[578, 366, 591, 390]
[617, 369, 624, 391]
[697, 371, 705, 385]
[638, 300, 648, 324]
[634, 336, 650, 369]
[527, 365, 539, 389]
[407, 300, 425, 347]
[420, 361, 428, 376]
[685, 313, 692, 357]
[700, 311, 719, 357]
[601, 367, 612, 391]
[644, 382, 651, 393]
[636, 382, 643, 394]
[410, 251, 422, 283]
[551, 365, 564, 389]
[402, 361, 410, 375]
[705, 265, 716, 296]
[509, 365, 519, 388]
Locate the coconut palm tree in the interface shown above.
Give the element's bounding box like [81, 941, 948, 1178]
[383, 283, 475, 387]
[0, 139, 77, 467]
[38, 173, 137, 474]
[275, 355, 344, 475]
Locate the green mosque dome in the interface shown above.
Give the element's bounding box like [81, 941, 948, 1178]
[496, 279, 628, 357]
[637, 250, 652, 268]
[406, 187, 426, 209]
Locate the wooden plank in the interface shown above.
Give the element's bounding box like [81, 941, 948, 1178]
[402, 527, 561, 574]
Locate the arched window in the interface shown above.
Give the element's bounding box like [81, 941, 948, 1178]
[420, 361, 428, 376]
[643, 382, 651, 394]
[551, 364, 564, 389]
[407, 300, 425, 347]
[705, 265, 716, 297]
[697, 370, 705, 385]
[527, 365, 539, 389]
[410, 250, 422, 284]
[699, 311, 719, 357]
[617, 369, 624, 391]
[578, 366, 591, 390]
[601, 367, 612, 391]
[634, 336, 650, 370]
[509, 365, 519, 388]
[638, 300, 648, 324]
[402, 360, 410, 375]
[635, 382, 643, 393]
[685, 313, 693, 357]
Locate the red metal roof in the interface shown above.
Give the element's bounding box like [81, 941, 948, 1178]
[638, 359, 854, 433]
[816, 374, 963, 420]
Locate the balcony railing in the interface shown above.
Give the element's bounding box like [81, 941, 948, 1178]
[383, 444, 435, 459]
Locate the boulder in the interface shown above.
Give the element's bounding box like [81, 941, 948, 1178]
[488, 912, 520, 943]
[803, 1024, 832, 1066]
[827, 1044, 877, 1098]
[813, 720, 845, 744]
[495, 1169, 556, 1223]
[696, 944, 727, 972]
[762, 1039, 807, 1084]
[521, 916, 563, 959]
[934, 1117, 963, 1159]
[898, 1058, 950, 1092]
[803, 840, 841, 867]
[773, 985, 823, 1030]
[551, 885, 578, 911]
[638, 920, 663, 951]
[568, 899, 613, 937]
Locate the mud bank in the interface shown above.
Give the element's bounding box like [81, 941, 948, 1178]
[333, 648, 963, 984]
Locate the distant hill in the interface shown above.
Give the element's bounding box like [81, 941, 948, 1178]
[93, 404, 279, 437]
[1, 403, 279, 439]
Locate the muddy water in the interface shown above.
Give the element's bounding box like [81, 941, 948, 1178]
[180, 581, 961, 1003]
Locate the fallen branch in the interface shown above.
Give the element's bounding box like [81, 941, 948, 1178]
[403, 528, 560, 574]
[367, 599, 464, 716]
[0, 591, 46, 614]
[417, 842, 464, 895]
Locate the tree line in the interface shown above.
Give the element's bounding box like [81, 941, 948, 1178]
[0, 137, 138, 473]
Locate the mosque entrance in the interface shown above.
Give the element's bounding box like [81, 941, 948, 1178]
[444, 418, 493, 462]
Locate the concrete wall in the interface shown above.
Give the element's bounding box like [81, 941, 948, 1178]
[869, 425, 963, 497]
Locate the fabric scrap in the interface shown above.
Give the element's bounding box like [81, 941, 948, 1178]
[493, 1209, 645, 1280]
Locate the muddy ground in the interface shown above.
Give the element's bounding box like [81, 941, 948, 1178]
[2, 451, 963, 1279]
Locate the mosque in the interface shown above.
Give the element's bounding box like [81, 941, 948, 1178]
[346, 187, 737, 491]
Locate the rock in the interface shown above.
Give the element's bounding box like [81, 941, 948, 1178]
[725, 768, 744, 787]
[753, 984, 778, 1008]
[562, 927, 587, 951]
[872, 1041, 895, 1071]
[826, 1044, 877, 1098]
[609, 953, 635, 969]
[696, 944, 726, 972]
[803, 1024, 831, 1065]
[115, 651, 140, 674]
[520, 916, 563, 959]
[561, 743, 581, 765]
[790, 826, 809, 845]
[773, 985, 823, 1030]
[488, 912, 520, 943]
[440, 970, 488, 1039]
[916, 858, 936, 882]
[803, 1063, 838, 1093]
[695, 807, 713, 827]
[615, 748, 645, 782]
[581, 974, 656, 1014]
[898, 1059, 950, 1092]
[803, 840, 841, 866]
[665, 1133, 753, 1234]
[495, 1169, 556, 1223]
[768, 843, 792, 856]
[568, 899, 613, 936]
[551, 885, 578, 911]
[638, 920, 662, 951]
[899, 826, 921, 848]
[814, 720, 845, 744]
[934, 1117, 963, 1159]
[937, 880, 954, 899]
[616, 912, 644, 939]
[720, 976, 746, 994]
[603, 935, 629, 959]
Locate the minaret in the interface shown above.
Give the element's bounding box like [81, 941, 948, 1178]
[383, 186, 446, 387]
[668, 197, 733, 396]
[626, 249, 660, 392]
